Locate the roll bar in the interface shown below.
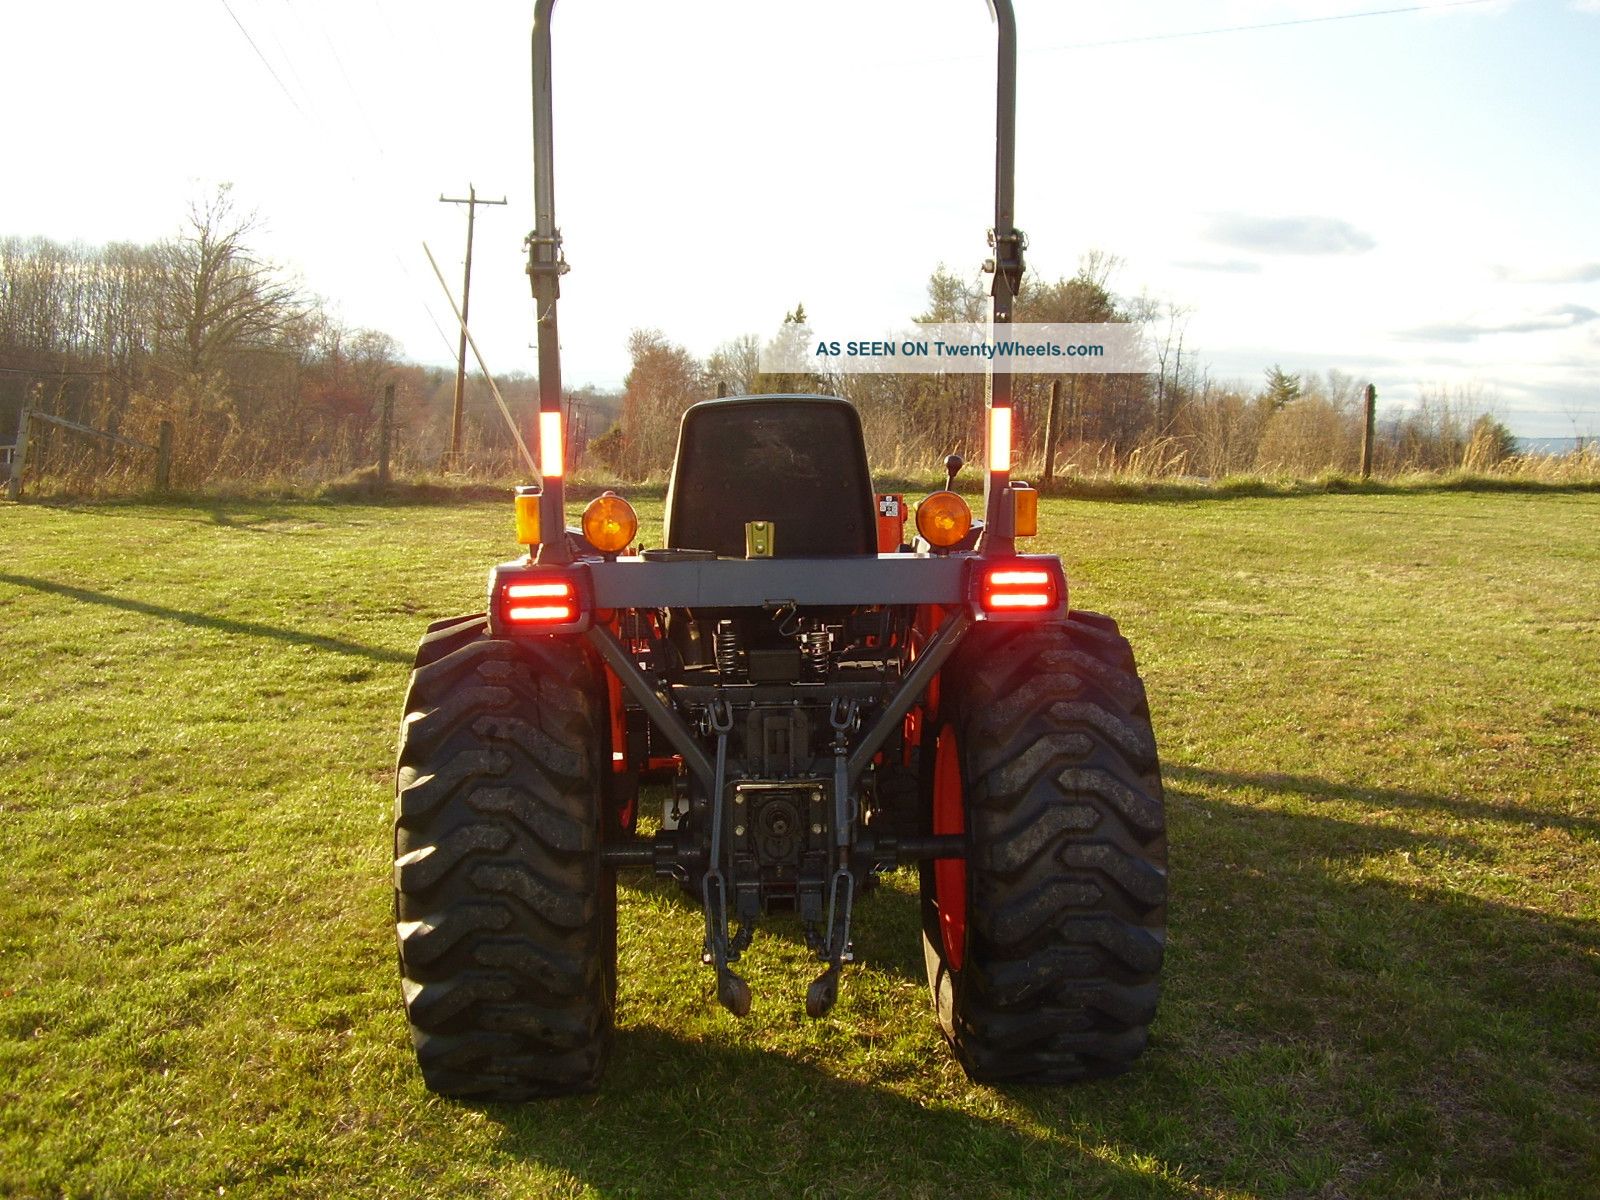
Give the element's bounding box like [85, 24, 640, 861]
[528, 1, 1024, 560]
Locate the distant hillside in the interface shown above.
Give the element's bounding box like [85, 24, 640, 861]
[1516, 436, 1587, 456]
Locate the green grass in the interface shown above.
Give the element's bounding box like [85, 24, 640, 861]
[2, 491, 1597, 1198]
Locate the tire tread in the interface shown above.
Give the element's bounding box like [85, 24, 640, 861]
[394, 614, 615, 1099]
[922, 608, 1166, 1084]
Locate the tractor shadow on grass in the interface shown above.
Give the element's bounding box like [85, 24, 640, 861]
[1168, 762, 1600, 842]
[476, 1024, 1208, 1199]
[34, 497, 310, 531]
[616, 791, 929, 984]
[1114, 768, 1600, 1192]
[0, 572, 412, 665]
[574, 766, 1600, 1197]
[617, 859, 929, 987]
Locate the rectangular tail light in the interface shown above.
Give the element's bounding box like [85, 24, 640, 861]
[976, 563, 1062, 618]
[504, 579, 577, 623]
[493, 570, 590, 633]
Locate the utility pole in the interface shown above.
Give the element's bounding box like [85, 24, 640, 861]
[1361, 383, 1377, 480]
[440, 185, 507, 468]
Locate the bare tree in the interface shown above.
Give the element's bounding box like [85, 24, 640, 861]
[1147, 300, 1192, 431]
[706, 333, 761, 396]
[153, 186, 303, 381]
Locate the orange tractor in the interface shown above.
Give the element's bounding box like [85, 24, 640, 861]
[393, 0, 1166, 1098]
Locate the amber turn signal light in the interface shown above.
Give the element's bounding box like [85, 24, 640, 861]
[582, 491, 638, 554]
[1010, 481, 1038, 537]
[916, 490, 973, 549]
[514, 485, 542, 547]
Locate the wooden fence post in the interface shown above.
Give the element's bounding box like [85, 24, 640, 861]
[378, 383, 395, 491]
[1361, 384, 1376, 480]
[155, 421, 173, 493]
[7, 407, 30, 502]
[1042, 378, 1059, 484]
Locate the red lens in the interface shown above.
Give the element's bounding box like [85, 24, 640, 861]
[502, 578, 577, 625]
[979, 566, 1056, 614]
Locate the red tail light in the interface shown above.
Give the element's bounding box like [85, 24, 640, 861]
[502, 578, 578, 625]
[489, 565, 592, 635]
[978, 565, 1059, 615]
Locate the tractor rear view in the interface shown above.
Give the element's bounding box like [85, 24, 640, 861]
[392, 0, 1166, 1098]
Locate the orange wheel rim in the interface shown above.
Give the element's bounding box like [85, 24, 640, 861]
[931, 726, 967, 971]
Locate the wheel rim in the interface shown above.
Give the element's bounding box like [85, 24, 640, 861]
[931, 725, 968, 972]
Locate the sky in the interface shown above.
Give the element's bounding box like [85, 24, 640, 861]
[5, 0, 1597, 437]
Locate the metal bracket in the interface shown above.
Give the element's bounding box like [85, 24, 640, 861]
[984, 226, 1027, 298]
[699, 697, 750, 1016]
[524, 229, 569, 301]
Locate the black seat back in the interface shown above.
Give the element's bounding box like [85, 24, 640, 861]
[662, 396, 877, 558]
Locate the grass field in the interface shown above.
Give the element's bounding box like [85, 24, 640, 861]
[2, 490, 1597, 1199]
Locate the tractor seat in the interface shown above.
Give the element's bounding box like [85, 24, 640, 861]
[662, 396, 877, 558]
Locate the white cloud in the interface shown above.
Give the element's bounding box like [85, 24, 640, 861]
[1494, 262, 1600, 284]
[1396, 304, 1599, 343]
[1172, 258, 1264, 274]
[1204, 214, 1377, 256]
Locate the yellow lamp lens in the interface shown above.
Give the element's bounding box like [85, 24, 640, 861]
[1011, 482, 1038, 537]
[582, 491, 638, 554]
[916, 490, 973, 548]
[514, 486, 542, 547]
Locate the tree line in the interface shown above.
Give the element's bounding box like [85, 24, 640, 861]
[0, 188, 573, 489]
[597, 253, 1519, 482]
[4, 192, 1519, 490]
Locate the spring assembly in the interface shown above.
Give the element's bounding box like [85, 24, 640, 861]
[801, 626, 832, 679]
[715, 620, 740, 678]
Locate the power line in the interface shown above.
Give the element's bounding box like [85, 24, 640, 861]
[283, 0, 386, 162]
[272, 3, 463, 367]
[216, 0, 306, 116]
[366, 0, 402, 59]
[217, 0, 474, 369]
[1034, 0, 1499, 54]
[249, 0, 317, 115]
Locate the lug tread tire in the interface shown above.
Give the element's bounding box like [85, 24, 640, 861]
[922, 611, 1166, 1084]
[394, 614, 615, 1100]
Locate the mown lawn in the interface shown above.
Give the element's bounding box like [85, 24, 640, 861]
[1, 490, 1596, 1199]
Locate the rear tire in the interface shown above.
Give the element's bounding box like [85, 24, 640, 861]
[919, 611, 1166, 1083]
[394, 614, 616, 1099]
